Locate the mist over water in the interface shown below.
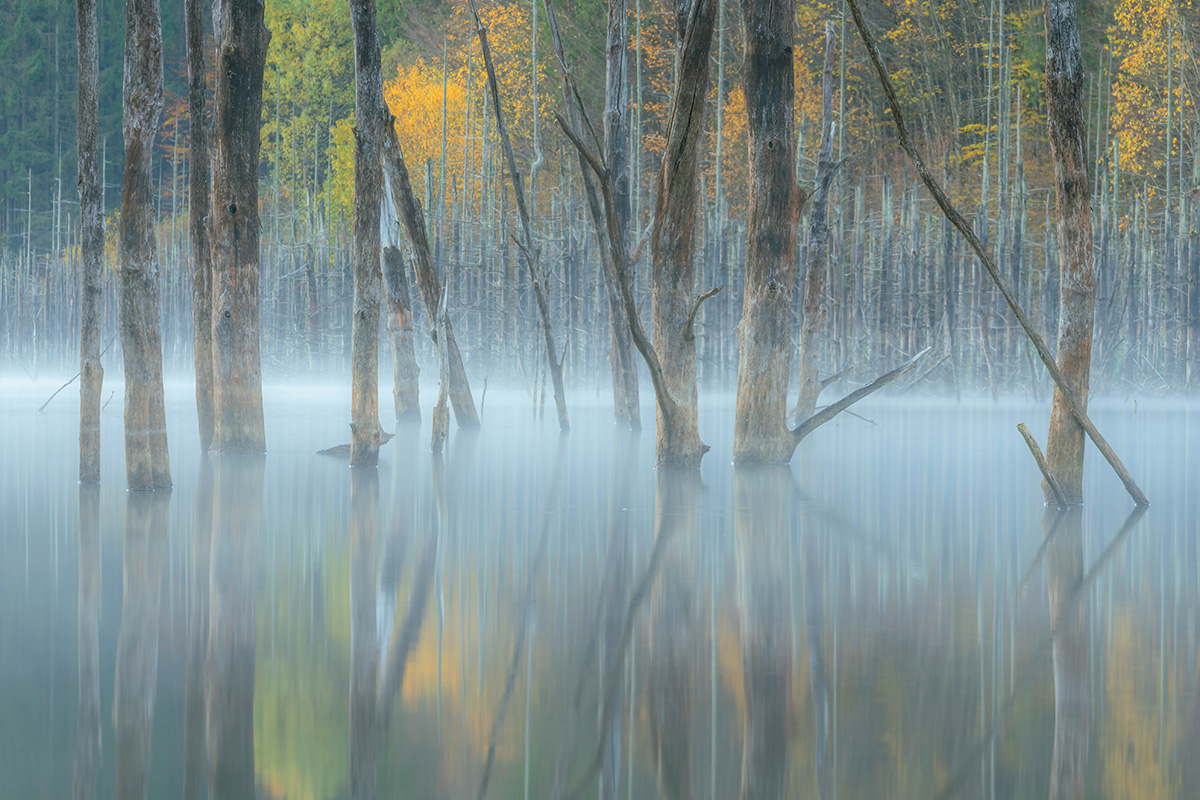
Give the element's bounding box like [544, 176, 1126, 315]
[1, 381, 1197, 798]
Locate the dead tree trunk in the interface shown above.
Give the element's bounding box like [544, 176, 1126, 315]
[118, 0, 171, 489]
[383, 244, 420, 422]
[381, 128, 480, 429]
[77, 0, 103, 483]
[348, 0, 387, 465]
[602, 0, 641, 428]
[210, 0, 269, 453]
[734, 12, 922, 463]
[469, 0, 570, 432]
[792, 23, 836, 425]
[186, 0, 214, 450]
[1042, 0, 1096, 504]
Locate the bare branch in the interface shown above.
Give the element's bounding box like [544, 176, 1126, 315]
[684, 285, 723, 342]
[793, 347, 931, 443]
[1017, 423, 1069, 508]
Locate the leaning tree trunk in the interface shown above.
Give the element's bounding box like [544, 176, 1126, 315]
[732, 0, 806, 463]
[77, 0, 103, 482]
[186, 0, 214, 450]
[1042, 0, 1096, 504]
[210, 0, 269, 453]
[348, 0, 388, 464]
[648, 0, 719, 467]
[383, 244, 420, 422]
[602, 0, 640, 428]
[118, 0, 171, 489]
[381, 127, 480, 429]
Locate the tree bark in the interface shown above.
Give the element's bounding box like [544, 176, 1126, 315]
[210, 0, 269, 453]
[77, 0, 103, 483]
[648, 0, 718, 467]
[381, 128, 480, 428]
[1042, 0, 1096, 504]
[470, 0, 570, 432]
[732, 0, 807, 463]
[187, 0, 214, 450]
[383, 244, 420, 422]
[118, 0, 171, 489]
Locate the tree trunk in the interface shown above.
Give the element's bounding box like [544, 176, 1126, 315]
[77, 0, 103, 483]
[648, 0, 718, 467]
[603, 0, 640, 427]
[347, 0, 388, 465]
[187, 0, 214, 450]
[732, 0, 806, 463]
[383, 244, 420, 422]
[118, 0, 171, 489]
[210, 0, 269, 453]
[470, 0, 570, 432]
[1042, 0, 1096, 504]
[381, 127, 480, 428]
[793, 23, 836, 427]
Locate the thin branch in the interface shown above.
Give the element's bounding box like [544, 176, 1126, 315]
[39, 334, 117, 412]
[845, 0, 1147, 507]
[683, 286, 723, 342]
[793, 347, 930, 443]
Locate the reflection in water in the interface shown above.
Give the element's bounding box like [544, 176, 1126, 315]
[4, 393, 1197, 799]
[114, 489, 170, 800]
[206, 455, 263, 799]
[1046, 507, 1088, 800]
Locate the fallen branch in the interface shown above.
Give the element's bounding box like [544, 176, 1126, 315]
[39, 334, 117, 412]
[793, 347, 930, 443]
[1017, 423, 1068, 508]
[846, 0, 1147, 507]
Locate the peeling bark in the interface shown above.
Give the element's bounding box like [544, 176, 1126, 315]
[118, 0, 171, 489]
[210, 0, 269, 453]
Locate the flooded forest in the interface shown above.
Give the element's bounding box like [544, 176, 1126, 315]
[0, 0, 1198, 798]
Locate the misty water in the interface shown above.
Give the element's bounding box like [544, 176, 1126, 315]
[1, 380, 1197, 799]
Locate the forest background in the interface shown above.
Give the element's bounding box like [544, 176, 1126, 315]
[1, 0, 1197, 395]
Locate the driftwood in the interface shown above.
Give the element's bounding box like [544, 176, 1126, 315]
[845, 0, 1147, 507]
[315, 431, 394, 458]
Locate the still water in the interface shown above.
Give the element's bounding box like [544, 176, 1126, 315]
[1, 381, 1196, 799]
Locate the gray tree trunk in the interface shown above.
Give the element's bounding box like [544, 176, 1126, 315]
[187, 0, 214, 450]
[383, 244, 420, 422]
[76, 0, 103, 482]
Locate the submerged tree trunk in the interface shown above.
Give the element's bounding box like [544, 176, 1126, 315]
[470, 0, 570, 432]
[210, 0, 269, 453]
[648, 0, 719, 467]
[187, 0, 214, 450]
[732, 0, 806, 462]
[348, 0, 388, 465]
[383, 245, 420, 422]
[1042, 0, 1095, 504]
[381, 129, 480, 429]
[118, 0, 171, 489]
[77, 0, 103, 483]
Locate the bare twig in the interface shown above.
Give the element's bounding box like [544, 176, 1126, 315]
[1017, 423, 1068, 507]
[793, 347, 930, 442]
[683, 285, 723, 342]
[39, 334, 117, 412]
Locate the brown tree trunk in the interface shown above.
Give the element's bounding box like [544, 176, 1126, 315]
[72, 486, 101, 800]
[1045, 507, 1089, 800]
[210, 0, 269, 453]
[792, 23, 836, 426]
[187, 0, 214, 450]
[648, 0, 718, 467]
[205, 455, 261, 800]
[602, 0, 640, 428]
[470, 0, 570, 432]
[734, 466, 793, 800]
[114, 490, 170, 799]
[381, 128, 480, 428]
[383, 244, 420, 422]
[732, 0, 806, 464]
[77, 0, 103, 483]
[1042, 0, 1095, 504]
[348, 0, 388, 465]
[118, 0, 171, 489]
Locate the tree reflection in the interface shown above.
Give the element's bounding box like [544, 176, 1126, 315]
[183, 456, 213, 800]
[206, 454, 264, 799]
[1045, 507, 1087, 800]
[114, 489, 170, 800]
[72, 485, 101, 800]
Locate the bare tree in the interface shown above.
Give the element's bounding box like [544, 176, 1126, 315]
[118, 0, 171, 489]
[187, 0, 214, 450]
[347, 0, 388, 464]
[210, 0, 269, 453]
[76, 0, 103, 482]
[1042, 0, 1095, 504]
